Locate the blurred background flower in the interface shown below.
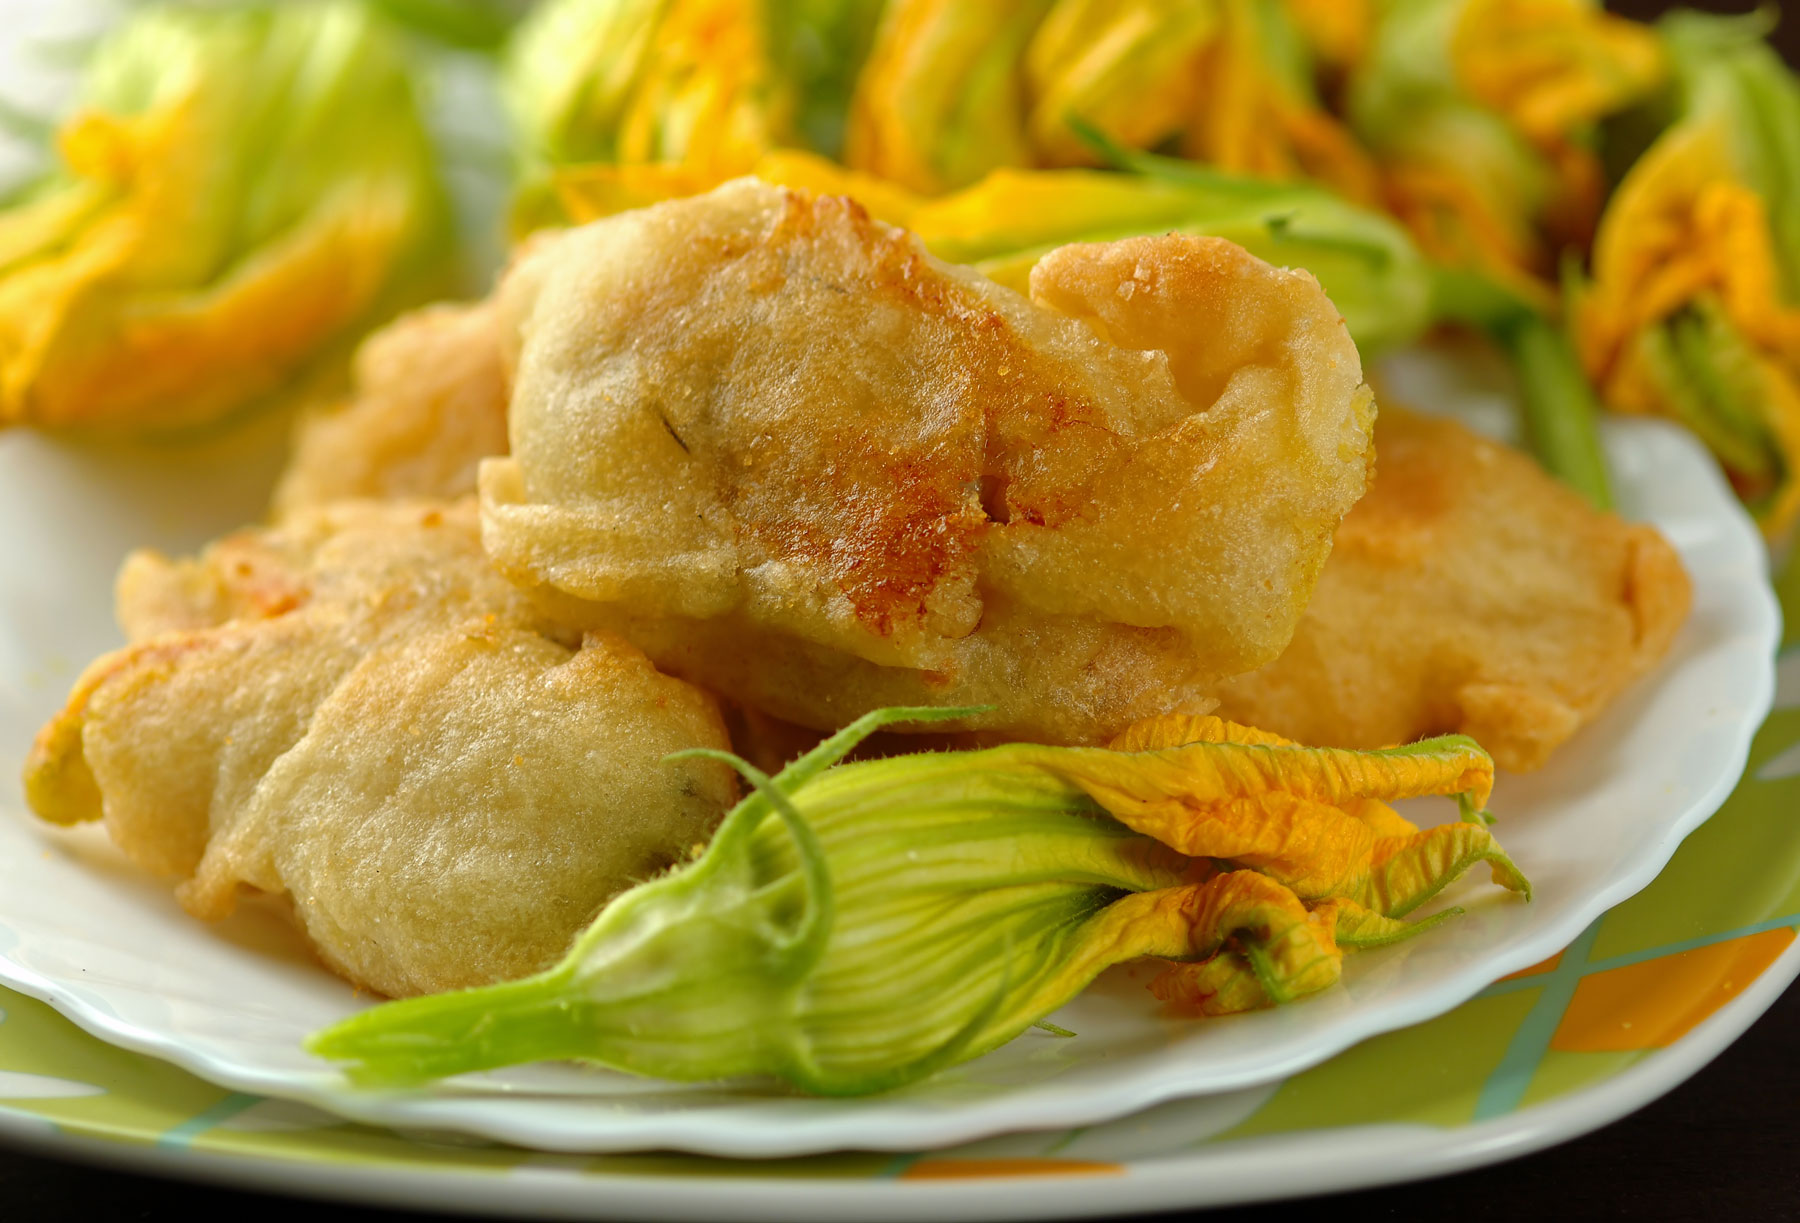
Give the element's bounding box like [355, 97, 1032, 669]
[0, 1, 447, 433]
[2, 0, 1798, 538]
[1575, 11, 1800, 535]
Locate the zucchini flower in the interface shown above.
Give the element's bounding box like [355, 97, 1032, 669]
[505, 0, 886, 228]
[1348, 0, 1663, 304]
[310, 707, 1527, 1094]
[845, 0, 1054, 195]
[1574, 13, 1800, 537]
[1020, 0, 1222, 168]
[505, 0, 783, 179]
[0, 2, 443, 432]
[549, 149, 1434, 356]
[846, 0, 1374, 201]
[1009, 0, 1379, 202]
[1168, 0, 1380, 205]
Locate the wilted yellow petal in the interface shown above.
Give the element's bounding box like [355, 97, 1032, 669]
[1330, 896, 1452, 947]
[1365, 820, 1532, 915]
[1153, 952, 1273, 1014]
[1379, 152, 1559, 312]
[1581, 130, 1800, 380]
[1054, 733, 1494, 824]
[1166, 896, 1456, 1012]
[1108, 712, 1290, 751]
[1109, 711, 1422, 839]
[507, 0, 784, 174]
[1144, 871, 1343, 1011]
[1145, 878, 1486, 1015]
[1351, 0, 1661, 297]
[1138, 877, 1484, 1015]
[1011, 728, 1492, 902]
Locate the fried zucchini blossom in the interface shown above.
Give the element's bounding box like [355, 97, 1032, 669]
[310, 707, 1528, 1095]
[1574, 13, 1800, 538]
[0, 1, 444, 432]
[1348, 0, 1663, 304]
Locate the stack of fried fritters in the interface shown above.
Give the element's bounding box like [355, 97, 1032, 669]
[23, 181, 1689, 998]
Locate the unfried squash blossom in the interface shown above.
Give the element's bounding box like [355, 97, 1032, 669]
[311, 707, 1529, 1095]
[503, 0, 887, 228]
[0, 1, 443, 432]
[845, 0, 1375, 202]
[1574, 13, 1800, 539]
[1347, 0, 1663, 306]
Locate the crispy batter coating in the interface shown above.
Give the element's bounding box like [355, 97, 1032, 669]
[24, 501, 737, 997]
[1207, 408, 1692, 771]
[482, 179, 1376, 744]
[272, 302, 511, 516]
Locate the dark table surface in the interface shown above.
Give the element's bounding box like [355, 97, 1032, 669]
[5, 0, 1797, 1219]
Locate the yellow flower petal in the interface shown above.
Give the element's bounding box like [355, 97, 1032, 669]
[1179, 0, 1379, 205]
[551, 150, 926, 231]
[1365, 820, 1532, 916]
[611, 0, 781, 176]
[1023, 0, 1219, 166]
[1144, 871, 1343, 1012]
[1573, 20, 1800, 537]
[1007, 725, 1492, 902]
[845, 0, 1050, 194]
[1452, 0, 1664, 149]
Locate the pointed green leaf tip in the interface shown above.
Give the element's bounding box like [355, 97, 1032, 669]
[308, 708, 1530, 1094]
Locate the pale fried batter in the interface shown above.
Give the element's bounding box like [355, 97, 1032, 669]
[271, 301, 510, 515]
[481, 179, 1376, 744]
[24, 501, 737, 997]
[1207, 408, 1692, 771]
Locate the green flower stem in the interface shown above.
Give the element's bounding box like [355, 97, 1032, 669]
[1502, 311, 1614, 510]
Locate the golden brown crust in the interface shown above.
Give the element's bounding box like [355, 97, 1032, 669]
[482, 179, 1375, 744]
[1207, 408, 1693, 771]
[23, 500, 737, 997]
[271, 301, 510, 516]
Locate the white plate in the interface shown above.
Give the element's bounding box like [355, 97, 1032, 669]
[0, 372, 1777, 1156]
[3, 934, 1792, 1219]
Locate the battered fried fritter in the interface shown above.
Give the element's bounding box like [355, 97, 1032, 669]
[1207, 408, 1692, 771]
[272, 302, 511, 516]
[481, 179, 1376, 744]
[24, 501, 737, 997]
